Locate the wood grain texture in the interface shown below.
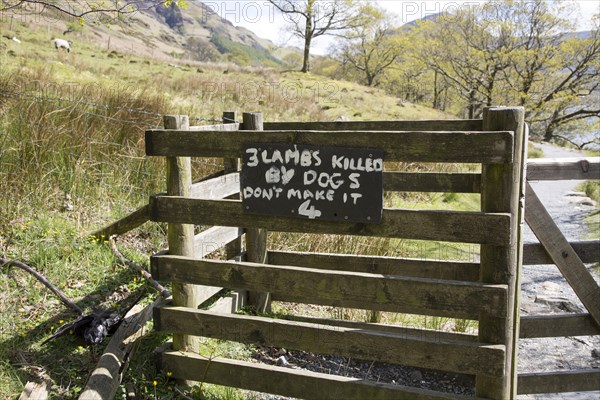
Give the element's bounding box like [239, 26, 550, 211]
[523, 240, 599, 265]
[158, 350, 474, 400]
[145, 130, 514, 163]
[164, 115, 203, 355]
[188, 123, 241, 131]
[263, 119, 483, 132]
[241, 112, 271, 313]
[384, 172, 481, 193]
[526, 158, 600, 181]
[266, 312, 478, 343]
[193, 226, 242, 259]
[155, 306, 505, 376]
[517, 370, 600, 394]
[478, 107, 526, 399]
[19, 382, 48, 400]
[520, 313, 600, 338]
[78, 302, 154, 400]
[149, 196, 511, 245]
[91, 204, 149, 240]
[267, 250, 480, 282]
[151, 255, 508, 319]
[190, 172, 240, 199]
[525, 182, 600, 328]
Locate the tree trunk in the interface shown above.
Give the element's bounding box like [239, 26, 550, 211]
[433, 70, 439, 110]
[543, 125, 555, 142]
[467, 89, 477, 119]
[301, 16, 313, 73]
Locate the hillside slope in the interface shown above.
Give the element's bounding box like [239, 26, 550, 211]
[1, 0, 282, 65]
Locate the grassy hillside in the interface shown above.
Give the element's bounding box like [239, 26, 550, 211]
[0, 0, 285, 65]
[0, 18, 466, 399]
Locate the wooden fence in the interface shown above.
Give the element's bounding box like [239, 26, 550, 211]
[140, 107, 523, 400]
[90, 109, 600, 399]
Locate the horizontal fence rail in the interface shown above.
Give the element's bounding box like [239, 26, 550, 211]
[154, 306, 505, 376]
[520, 314, 600, 338]
[149, 197, 511, 245]
[159, 350, 475, 400]
[383, 172, 481, 193]
[151, 255, 508, 319]
[522, 240, 599, 265]
[263, 119, 484, 132]
[267, 250, 480, 282]
[517, 370, 600, 394]
[145, 130, 514, 163]
[526, 157, 600, 181]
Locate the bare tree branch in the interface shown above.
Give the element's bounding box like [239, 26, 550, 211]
[0, 257, 83, 315]
[108, 235, 171, 298]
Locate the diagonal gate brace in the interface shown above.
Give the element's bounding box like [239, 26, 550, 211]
[524, 182, 600, 328]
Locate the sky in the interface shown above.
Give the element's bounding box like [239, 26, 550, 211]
[201, 0, 600, 54]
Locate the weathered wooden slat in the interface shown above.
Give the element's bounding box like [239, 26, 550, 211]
[188, 123, 241, 131]
[149, 197, 511, 245]
[477, 107, 526, 399]
[91, 204, 149, 240]
[164, 115, 203, 358]
[526, 157, 600, 181]
[520, 313, 600, 338]
[159, 350, 473, 400]
[151, 255, 508, 319]
[19, 382, 48, 400]
[384, 172, 481, 193]
[190, 172, 239, 199]
[155, 307, 505, 376]
[193, 226, 242, 259]
[523, 240, 600, 265]
[263, 119, 483, 132]
[267, 250, 480, 282]
[90, 174, 240, 242]
[78, 300, 155, 400]
[257, 312, 478, 343]
[525, 182, 600, 327]
[517, 370, 600, 394]
[145, 130, 514, 163]
[205, 290, 247, 314]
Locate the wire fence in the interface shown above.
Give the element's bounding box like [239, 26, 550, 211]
[0, 88, 230, 127]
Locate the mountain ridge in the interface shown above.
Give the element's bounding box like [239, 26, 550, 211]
[7, 0, 285, 66]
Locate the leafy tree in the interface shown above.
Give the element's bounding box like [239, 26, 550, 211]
[333, 3, 403, 86]
[498, 3, 600, 141]
[413, 0, 599, 139]
[267, 0, 359, 73]
[415, 5, 514, 118]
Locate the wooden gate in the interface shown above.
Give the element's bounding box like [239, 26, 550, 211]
[518, 155, 600, 395]
[145, 107, 527, 399]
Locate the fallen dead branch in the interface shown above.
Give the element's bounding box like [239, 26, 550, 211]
[108, 235, 171, 298]
[0, 257, 83, 315]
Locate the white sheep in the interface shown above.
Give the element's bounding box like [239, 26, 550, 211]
[51, 38, 72, 53]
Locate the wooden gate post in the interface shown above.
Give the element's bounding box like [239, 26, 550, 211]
[223, 111, 243, 262]
[163, 115, 201, 354]
[242, 112, 271, 313]
[477, 107, 526, 399]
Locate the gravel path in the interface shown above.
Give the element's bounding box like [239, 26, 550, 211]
[518, 143, 599, 399]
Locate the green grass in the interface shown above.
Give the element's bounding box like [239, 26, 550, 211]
[579, 181, 600, 204]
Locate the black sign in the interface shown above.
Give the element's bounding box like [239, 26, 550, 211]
[241, 143, 384, 223]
